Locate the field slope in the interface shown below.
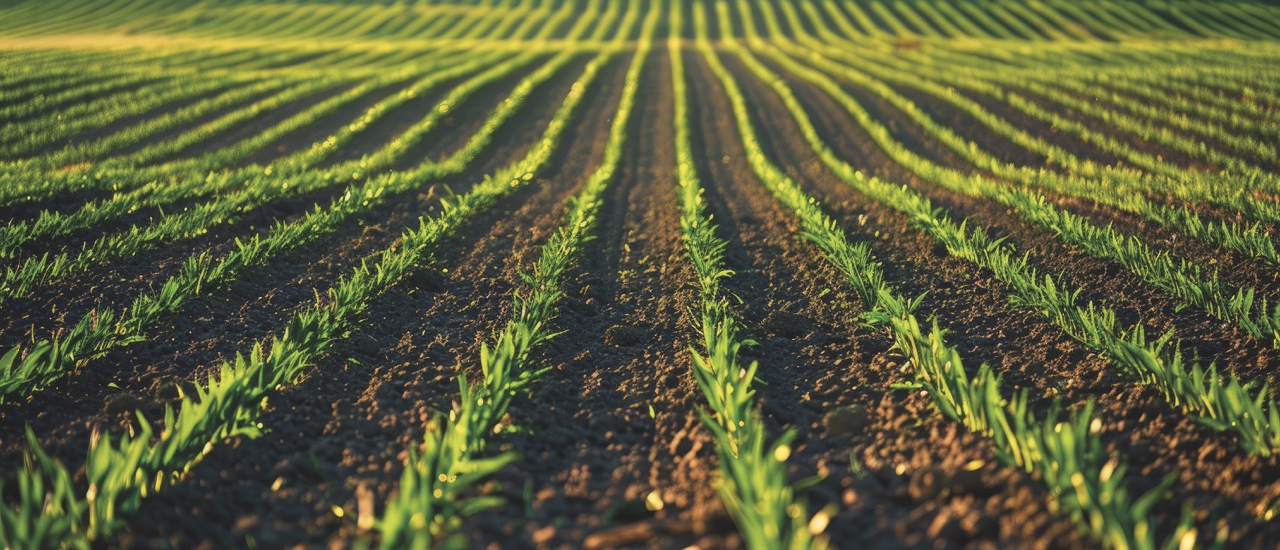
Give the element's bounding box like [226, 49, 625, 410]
[2, 1, 1280, 549]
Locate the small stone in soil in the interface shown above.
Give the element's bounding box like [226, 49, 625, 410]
[822, 404, 870, 437]
[603, 325, 647, 346]
[583, 521, 655, 549]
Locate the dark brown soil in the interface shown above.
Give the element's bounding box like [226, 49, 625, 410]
[102, 52, 633, 550]
[912, 77, 1130, 170]
[159, 82, 359, 164]
[994, 83, 1219, 174]
[755, 49, 1280, 331]
[386, 55, 591, 173]
[0, 54, 633, 479]
[698, 48, 1097, 550]
[463, 48, 722, 550]
[749, 50, 1280, 384]
[0, 52, 601, 347]
[720, 45, 1280, 549]
[241, 77, 413, 166]
[102, 83, 291, 160]
[1091, 80, 1280, 152]
[316, 51, 530, 167]
[0, 74, 166, 127]
[884, 80, 1051, 170]
[65, 79, 247, 147]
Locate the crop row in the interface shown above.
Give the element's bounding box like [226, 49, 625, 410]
[779, 43, 1280, 261]
[0, 21, 644, 550]
[6, 0, 1279, 43]
[0, 0, 637, 45]
[716, 2, 1280, 459]
[374, 9, 657, 545]
[695, 2, 1218, 548]
[892, 45, 1280, 153]
[0, 45, 554, 201]
[660, 0, 1280, 42]
[737, 13, 1280, 350]
[2, 1, 1278, 548]
[0, 46, 479, 161]
[0, 51, 493, 263]
[741, 4, 1280, 347]
[0, 78, 295, 203]
[0, 53, 529, 292]
[781, 13, 1280, 223]
[0, 6, 637, 204]
[0, 7, 651, 311]
[0, 43, 601, 408]
[715, 0, 1280, 451]
[671, 3, 826, 549]
[0, 45, 406, 129]
[0, 9, 655, 240]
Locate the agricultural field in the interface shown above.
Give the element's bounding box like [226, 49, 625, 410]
[3, 0, 1280, 548]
